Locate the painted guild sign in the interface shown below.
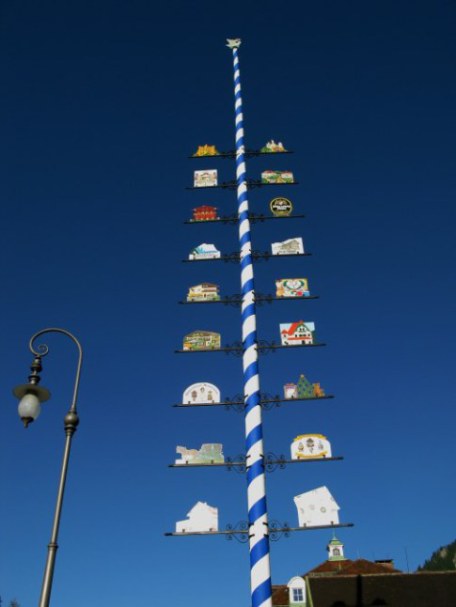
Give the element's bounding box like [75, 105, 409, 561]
[280, 321, 316, 346]
[291, 434, 332, 460]
[193, 144, 219, 157]
[294, 486, 340, 527]
[187, 283, 220, 302]
[194, 169, 218, 187]
[270, 197, 293, 216]
[276, 278, 310, 298]
[182, 382, 221, 404]
[191, 205, 219, 222]
[176, 501, 218, 533]
[271, 237, 304, 255]
[183, 331, 221, 351]
[175, 443, 225, 465]
[261, 170, 294, 184]
[188, 243, 221, 260]
[260, 140, 287, 153]
[284, 374, 325, 399]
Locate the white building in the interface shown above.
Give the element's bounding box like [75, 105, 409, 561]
[271, 237, 304, 255]
[176, 501, 218, 533]
[293, 486, 340, 527]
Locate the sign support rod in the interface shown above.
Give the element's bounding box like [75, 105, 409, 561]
[227, 38, 273, 607]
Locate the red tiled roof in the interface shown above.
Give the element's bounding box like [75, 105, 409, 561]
[306, 559, 354, 575]
[281, 321, 305, 335]
[305, 558, 400, 576]
[337, 559, 401, 575]
[271, 585, 288, 605]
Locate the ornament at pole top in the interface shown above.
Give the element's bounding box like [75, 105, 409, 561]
[226, 38, 242, 49]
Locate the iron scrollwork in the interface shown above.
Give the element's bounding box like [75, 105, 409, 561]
[223, 394, 245, 412]
[224, 341, 244, 357]
[267, 520, 291, 542]
[221, 294, 243, 307]
[256, 340, 279, 355]
[259, 393, 283, 410]
[219, 214, 239, 225]
[225, 521, 250, 543]
[222, 252, 241, 264]
[254, 293, 274, 305]
[225, 454, 247, 473]
[264, 452, 287, 472]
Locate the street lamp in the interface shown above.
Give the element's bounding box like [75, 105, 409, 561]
[13, 328, 83, 607]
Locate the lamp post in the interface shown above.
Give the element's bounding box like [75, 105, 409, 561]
[13, 328, 83, 607]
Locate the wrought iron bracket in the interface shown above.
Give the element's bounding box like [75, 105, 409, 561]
[225, 455, 247, 473]
[188, 149, 293, 159]
[223, 394, 245, 412]
[183, 252, 311, 263]
[225, 522, 251, 543]
[184, 213, 305, 225]
[267, 520, 291, 541]
[264, 452, 288, 472]
[185, 180, 299, 191]
[165, 521, 353, 540]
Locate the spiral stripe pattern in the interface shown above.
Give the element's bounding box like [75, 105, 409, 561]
[231, 44, 272, 607]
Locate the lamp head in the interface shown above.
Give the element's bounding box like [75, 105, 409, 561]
[13, 384, 51, 427]
[13, 355, 51, 428]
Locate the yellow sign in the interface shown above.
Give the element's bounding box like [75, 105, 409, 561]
[193, 145, 219, 157]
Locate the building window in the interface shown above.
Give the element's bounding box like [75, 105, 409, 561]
[292, 588, 304, 602]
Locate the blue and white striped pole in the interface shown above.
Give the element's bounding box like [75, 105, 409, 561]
[227, 38, 272, 607]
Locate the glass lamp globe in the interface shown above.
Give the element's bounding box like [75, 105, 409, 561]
[18, 393, 41, 427]
[13, 383, 50, 428]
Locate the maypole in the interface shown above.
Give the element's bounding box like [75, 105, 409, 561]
[166, 36, 353, 607]
[227, 38, 272, 607]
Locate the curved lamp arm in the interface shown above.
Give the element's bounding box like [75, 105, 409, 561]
[29, 327, 83, 413]
[16, 328, 84, 607]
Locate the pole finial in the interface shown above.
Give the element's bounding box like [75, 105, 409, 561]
[226, 38, 241, 49]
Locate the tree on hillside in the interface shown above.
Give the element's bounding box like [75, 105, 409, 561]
[418, 539, 456, 571]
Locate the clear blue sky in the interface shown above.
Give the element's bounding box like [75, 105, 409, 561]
[1, 1, 455, 605]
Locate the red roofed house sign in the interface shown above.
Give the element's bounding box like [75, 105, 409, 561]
[191, 205, 219, 222]
[280, 321, 316, 346]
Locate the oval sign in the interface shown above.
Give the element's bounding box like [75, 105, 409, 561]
[270, 197, 293, 216]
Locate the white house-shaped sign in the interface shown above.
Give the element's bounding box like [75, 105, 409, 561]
[175, 443, 225, 465]
[293, 486, 340, 527]
[194, 169, 218, 187]
[187, 283, 220, 302]
[189, 243, 221, 260]
[280, 321, 315, 346]
[271, 237, 304, 255]
[290, 434, 332, 460]
[176, 501, 219, 533]
[182, 382, 221, 404]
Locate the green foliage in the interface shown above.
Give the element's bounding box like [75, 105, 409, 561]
[417, 539, 456, 572]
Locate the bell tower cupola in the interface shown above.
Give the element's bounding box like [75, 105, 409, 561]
[327, 535, 346, 561]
